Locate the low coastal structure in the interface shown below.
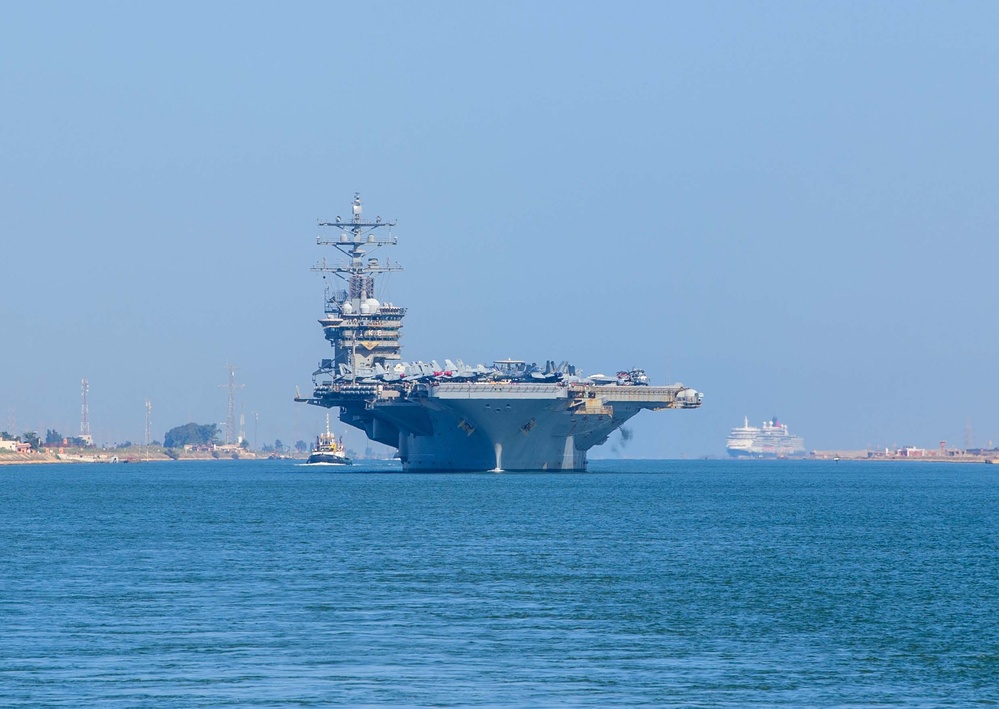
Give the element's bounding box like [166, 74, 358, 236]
[811, 446, 999, 463]
[0, 439, 32, 453]
[0, 444, 269, 465]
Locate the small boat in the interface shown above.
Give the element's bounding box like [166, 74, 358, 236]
[305, 415, 352, 466]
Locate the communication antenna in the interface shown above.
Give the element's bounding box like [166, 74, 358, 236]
[219, 364, 245, 446]
[145, 399, 152, 447]
[965, 417, 973, 450]
[311, 193, 403, 378]
[239, 405, 246, 446]
[80, 379, 92, 444]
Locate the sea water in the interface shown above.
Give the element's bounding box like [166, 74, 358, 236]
[1, 459, 997, 706]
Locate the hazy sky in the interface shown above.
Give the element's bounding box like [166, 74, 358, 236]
[2, 2, 996, 457]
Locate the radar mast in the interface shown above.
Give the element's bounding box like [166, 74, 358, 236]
[311, 194, 407, 379]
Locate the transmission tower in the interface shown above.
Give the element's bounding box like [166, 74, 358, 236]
[145, 399, 152, 447]
[80, 379, 92, 445]
[219, 364, 244, 445]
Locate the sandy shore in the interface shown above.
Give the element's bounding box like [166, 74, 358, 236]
[0, 449, 282, 466]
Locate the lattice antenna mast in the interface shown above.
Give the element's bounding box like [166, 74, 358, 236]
[81, 379, 91, 438]
[310, 193, 407, 377]
[219, 364, 245, 445]
[145, 399, 152, 447]
[312, 193, 402, 310]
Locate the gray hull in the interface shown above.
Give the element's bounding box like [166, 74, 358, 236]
[398, 387, 598, 471]
[304, 382, 699, 472]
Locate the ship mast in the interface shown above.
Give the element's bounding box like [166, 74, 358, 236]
[311, 193, 406, 380]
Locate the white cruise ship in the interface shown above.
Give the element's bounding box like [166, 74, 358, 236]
[726, 416, 805, 458]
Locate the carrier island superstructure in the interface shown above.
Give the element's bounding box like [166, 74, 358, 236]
[295, 194, 703, 471]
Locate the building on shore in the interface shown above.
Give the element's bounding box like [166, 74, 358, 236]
[0, 439, 32, 453]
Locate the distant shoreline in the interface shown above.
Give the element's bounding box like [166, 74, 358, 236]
[5, 451, 997, 467]
[807, 450, 999, 464]
[0, 448, 289, 466]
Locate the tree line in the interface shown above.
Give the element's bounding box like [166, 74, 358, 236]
[2, 423, 298, 453]
[1, 430, 90, 449]
[163, 423, 220, 448]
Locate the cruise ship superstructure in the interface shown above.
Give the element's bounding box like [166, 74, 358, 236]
[726, 416, 805, 458]
[296, 194, 703, 471]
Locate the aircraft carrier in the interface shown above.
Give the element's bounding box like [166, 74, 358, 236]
[295, 194, 703, 471]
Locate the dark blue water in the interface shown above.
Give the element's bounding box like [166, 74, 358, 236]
[2, 459, 997, 706]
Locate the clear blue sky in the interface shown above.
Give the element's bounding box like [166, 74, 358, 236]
[2, 2, 996, 456]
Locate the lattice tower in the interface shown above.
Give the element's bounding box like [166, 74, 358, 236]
[219, 364, 244, 445]
[81, 379, 91, 437]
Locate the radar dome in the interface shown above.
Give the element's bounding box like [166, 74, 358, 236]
[365, 298, 380, 312]
[677, 388, 702, 404]
[341, 301, 353, 314]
